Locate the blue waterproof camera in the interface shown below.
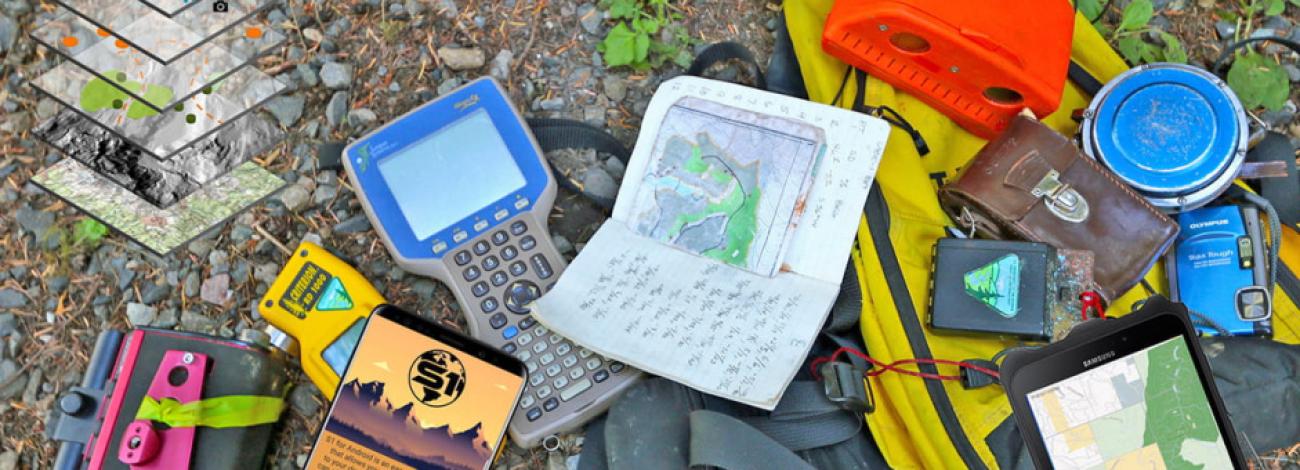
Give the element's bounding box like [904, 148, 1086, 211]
[1166, 205, 1272, 336]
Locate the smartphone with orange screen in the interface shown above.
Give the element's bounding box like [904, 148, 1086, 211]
[305, 305, 526, 470]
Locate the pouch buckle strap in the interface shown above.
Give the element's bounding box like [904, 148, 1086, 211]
[1030, 169, 1089, 223]
[817, 362, 873, 414]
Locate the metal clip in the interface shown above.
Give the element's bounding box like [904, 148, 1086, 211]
[818, 362, 874, 414]
[1030, 170, 1089, 223]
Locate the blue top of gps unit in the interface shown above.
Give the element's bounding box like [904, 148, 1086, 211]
[1084, 64, 1244, 198]
[346, 77, 549, 261]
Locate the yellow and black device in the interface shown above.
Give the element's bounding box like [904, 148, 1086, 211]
[258, 241, 385, 400]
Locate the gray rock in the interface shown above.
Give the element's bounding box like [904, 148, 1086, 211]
[1215, 20, 1235, 39]
[200, 274, 232, 306]
[15, 205, 54, 240]
[1263, 15, 1292, 32]
[184, 271, 202, 298]
[434, 0, 458, 17]
[47, 276, 69, 294]
[0, 289, 25, 309]
[21, 367, 41, 404]
[313, 185, 338, 204]
[438, 47, 486, 70]
[1261, 100, 1298, 128]
[153, 308, 179, 328]
[0, 314, 15, 338]
[126, 303, 157, 326]
[552, 234, 574, 254]
[580, 166, 619, 201]
[539, 97, 566, 111]
[277, 183, 311, 212]
[0, 451, 15, 470]
[335, 215, 372, 234]
[578, 3, 602, 35]
[266, 95, 306, 127]
[141, 282, 170, 304]
[326, 91, 350, 129]
[254, 263, 280, 285]
[490, 49, 514, 81]
[209, 250, 230, 274]
[296, 63, 319, 87]
[289, 383, 321, 416]
[603, 75, 627, 101]
[347, 108, 378, 126]
[1287, 64, 1300, 83]
[189, 238, 215, 259]
[411, 279, 437, 300]
[604, 157, 626, 180]
[180, 311, 217, 333]
[405, 0, 425, 16]
[437, 78, 463, 96]
[231, 224, 254, 243]
[0, 359, 24, 400]
[0, 14, 15, 54]
[320, 62, 353, 90]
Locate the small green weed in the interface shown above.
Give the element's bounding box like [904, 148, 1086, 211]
[1082, 0, 1188, 65]
[597, 0, 694, 70]
[48, 218, 110, 258]
[1223, 0, 1293, 110]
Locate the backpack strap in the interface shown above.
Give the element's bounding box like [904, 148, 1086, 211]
[526, 118, 632, 210]
[687, 42, 768, 90]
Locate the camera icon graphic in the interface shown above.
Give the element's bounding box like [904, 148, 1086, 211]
[213, 0, 229, 12]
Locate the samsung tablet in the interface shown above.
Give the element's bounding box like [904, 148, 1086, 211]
[1001, 296, 1245, 469]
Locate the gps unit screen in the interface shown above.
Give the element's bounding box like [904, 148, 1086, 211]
[1026, 336, 1231, 469]
[378, 108, 526, 240]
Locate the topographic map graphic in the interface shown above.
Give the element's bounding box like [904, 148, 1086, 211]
[1028, 337, 1233, 470]
[628, 96, 823, 276]
[33, 158, 284, 255]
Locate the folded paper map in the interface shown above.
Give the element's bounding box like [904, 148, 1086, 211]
[532, 76, 889, 409]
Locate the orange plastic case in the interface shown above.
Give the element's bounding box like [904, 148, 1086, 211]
[822, 0, 1076, 139]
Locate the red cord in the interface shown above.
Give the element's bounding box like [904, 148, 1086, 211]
[809, 347, 1000, 382]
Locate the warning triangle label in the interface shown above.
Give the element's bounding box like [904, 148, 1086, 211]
[963, 254, 1021, 318]
[316, 277, 354, 311]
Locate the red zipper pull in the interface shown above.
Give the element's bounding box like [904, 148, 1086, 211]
[1079, 291, 1105, 320]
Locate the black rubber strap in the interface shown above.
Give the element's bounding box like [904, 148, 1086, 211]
[1068, 61, 1104, 97]
[526, 118, 632, 211]
[687, 41, 768, 90]
[1213, 36, 1300, 76]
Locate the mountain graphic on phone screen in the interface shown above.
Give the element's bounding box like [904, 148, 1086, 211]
[324, 379, 491, 470]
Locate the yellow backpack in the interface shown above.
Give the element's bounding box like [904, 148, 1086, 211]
[784, 1, 1300, 468]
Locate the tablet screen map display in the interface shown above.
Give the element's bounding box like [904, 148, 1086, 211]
[1027, 337, 1232, 469]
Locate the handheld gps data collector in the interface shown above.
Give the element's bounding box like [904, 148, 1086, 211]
[1001, 297, 1245, 469]
[257, 241, 386, 400]
[343, 77, 641, 447]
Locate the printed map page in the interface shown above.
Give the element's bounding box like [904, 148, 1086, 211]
[625, 96, 822, 277]
[1027, 337, 1233, 470]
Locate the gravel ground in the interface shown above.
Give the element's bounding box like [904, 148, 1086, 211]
[0, 0, 777, 468]
[4, 0, 1300, 469]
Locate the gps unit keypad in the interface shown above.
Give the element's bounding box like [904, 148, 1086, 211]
[452, 215, 634, 425]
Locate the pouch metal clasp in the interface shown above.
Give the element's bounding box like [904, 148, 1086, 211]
[1030, 170, 1089, 223]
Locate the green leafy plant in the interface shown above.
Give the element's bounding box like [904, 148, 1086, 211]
[71, 218, 108, 248]
[1221, 0, 1293, 111]
[1085, 0, 1187, 65]
[1227, 52, 1290, 110]
[597, 0, 693, 70]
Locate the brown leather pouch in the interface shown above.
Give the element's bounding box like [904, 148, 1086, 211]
[939, 116, 1178, 302]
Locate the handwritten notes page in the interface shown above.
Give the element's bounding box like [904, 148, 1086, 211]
[532, 76, 890, 409]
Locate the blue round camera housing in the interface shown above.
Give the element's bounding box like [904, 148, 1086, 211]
[1080, 63, 1247, 213]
